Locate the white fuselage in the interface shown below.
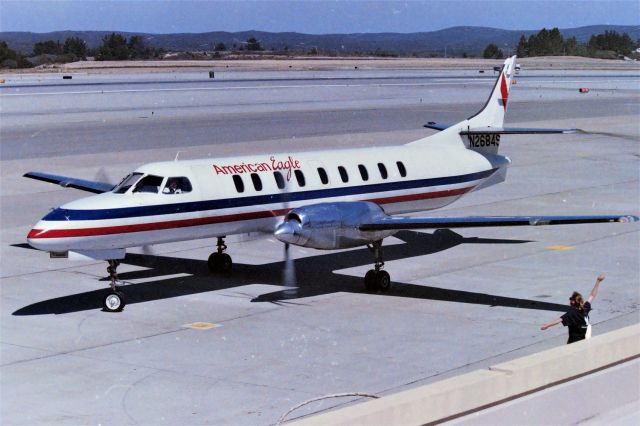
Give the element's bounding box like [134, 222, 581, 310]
[27, 140, 503, 254]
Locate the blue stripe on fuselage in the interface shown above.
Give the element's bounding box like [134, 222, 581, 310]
[43, 169, 496, 221]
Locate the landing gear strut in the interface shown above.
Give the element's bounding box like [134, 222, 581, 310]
[103, 260, 126, 312]
[208, 236, 232, 273]
[364, 240, 391, 293]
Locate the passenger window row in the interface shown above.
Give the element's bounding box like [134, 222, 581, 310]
[231, 161, 407, 193]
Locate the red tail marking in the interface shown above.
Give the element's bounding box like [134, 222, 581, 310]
[500, 73, 509, 110]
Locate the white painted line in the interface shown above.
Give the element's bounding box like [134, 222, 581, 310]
[0, 81, 487, 97]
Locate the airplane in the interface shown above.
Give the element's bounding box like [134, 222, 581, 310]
[24, 56, 638, 312]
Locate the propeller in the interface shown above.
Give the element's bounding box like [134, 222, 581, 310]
[93, 167, 112, 187]
[282, 242, 297, 298]
[140, 244, 159, 267]
[279, 171, 298, 298]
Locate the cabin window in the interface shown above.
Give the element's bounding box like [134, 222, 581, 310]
[163, 177, 192, 194]
[113, 172, 142, 194]
[273, 171, 285, 189]
[397, 161, 407, 177]
[317, 167, 329, 185]
[358, 164, 369, 181]
[338, 166, 349, 183]
[250, 173, 263, 191]
[377, 163, 388, 179]
[133, 174, 164, 193]
[232, 175, 244, 193]
[294, 169, 306, 187]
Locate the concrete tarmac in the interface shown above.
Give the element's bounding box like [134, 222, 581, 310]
[1, 68, 638, 425]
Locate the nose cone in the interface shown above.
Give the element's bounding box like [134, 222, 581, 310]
[27, 222, 50, 250]
[27, 218, 63, 251]
[274, 221, 304, 246]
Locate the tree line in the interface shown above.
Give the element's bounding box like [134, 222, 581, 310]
[513, 28, 636, 59]
[3, 29, 639, 69]
[0, 33, 164, 68]
[0, 33, 264, 68]
[32, 33, 163, 60]
[483, 28, 637, 59]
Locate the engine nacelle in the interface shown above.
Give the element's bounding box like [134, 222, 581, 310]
[274, 201, 397, 249]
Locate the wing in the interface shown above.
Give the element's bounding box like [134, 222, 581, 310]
[359, 214, 639, 231]
[24, 172, 114, 194]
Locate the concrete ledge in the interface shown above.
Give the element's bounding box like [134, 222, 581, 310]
[289, 324, 640, 426]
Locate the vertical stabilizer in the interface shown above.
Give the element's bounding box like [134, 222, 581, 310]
[407, 56, 517, 148]
[466, 55, 516, 129]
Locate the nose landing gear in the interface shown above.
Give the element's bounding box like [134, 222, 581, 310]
[364, 240, 391, 293]
[103, 260, 126, 312]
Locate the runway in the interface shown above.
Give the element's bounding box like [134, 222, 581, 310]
[2, 70, 638, 160]
[1, 67, 638, 424]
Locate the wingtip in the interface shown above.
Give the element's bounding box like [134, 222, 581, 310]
[619, 215, 639, 223]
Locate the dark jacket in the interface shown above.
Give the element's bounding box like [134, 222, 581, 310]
[561, 301, 592, 343]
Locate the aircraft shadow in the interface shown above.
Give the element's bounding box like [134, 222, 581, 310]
[12, 230, 567, 315]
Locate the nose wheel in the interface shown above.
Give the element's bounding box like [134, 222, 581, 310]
[104, 291, 126, 312]
[364, 240, 391, 292]
[103, 260, 126, 312]
[208, 236, 233, 274]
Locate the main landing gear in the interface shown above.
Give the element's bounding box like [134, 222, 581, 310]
[208, 236, 232, 274]
[103, 260, 126, 312]
[364, 240, 391, 293]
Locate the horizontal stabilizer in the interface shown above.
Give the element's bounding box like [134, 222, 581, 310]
[359, 214, 639, 231]
[461, 127, 579, 135]
[423, 123, 578, 134]
[24, 172, 114, 194]
[424, 122, 451, 131]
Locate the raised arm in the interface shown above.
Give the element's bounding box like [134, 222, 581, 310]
[588, 274, 605, 303]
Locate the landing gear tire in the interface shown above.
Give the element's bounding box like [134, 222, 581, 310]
[364, 240, 391, 293]
[365, 270, 378, 292]
[104, 291, 126, 312]
[364, 270, 391, 293]
[208, 252, 232, 274]
[377, 270, 391, 292]
[103, 260, 126, 313]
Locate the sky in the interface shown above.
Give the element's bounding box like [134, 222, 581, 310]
[1, 0, 638, 34]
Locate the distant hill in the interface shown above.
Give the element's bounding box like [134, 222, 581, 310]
[2, 25, 638, 56]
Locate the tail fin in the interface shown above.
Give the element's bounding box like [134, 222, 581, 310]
[467, 55, 516, 129]
[409, 56, 517, 148]
[411, 55, 576, 154]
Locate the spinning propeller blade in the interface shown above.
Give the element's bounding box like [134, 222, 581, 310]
[282, 243, 297, 298]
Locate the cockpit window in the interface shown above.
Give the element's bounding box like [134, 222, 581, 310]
[113, 172, 143, 194]
[133, 174, 164, 193]
[163, 177, 192, 194]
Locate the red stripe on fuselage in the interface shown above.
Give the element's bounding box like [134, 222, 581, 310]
[28, 187, 474, 239]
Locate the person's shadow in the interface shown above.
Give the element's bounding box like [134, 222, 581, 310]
[12, 230, 567, 315]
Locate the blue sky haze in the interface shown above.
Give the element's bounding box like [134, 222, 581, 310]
[1, 0, 638, 34]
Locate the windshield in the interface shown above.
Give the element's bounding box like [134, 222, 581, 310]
[112, 173, 143, 194]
